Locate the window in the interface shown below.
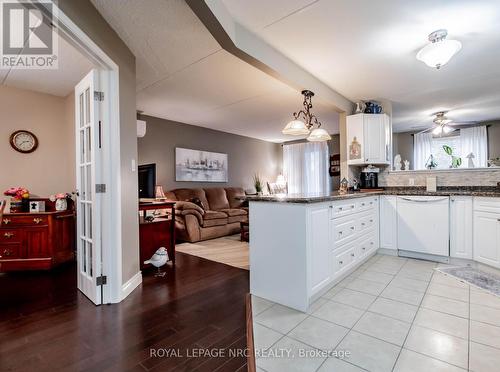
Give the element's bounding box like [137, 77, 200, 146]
[430, 135, 461, 169]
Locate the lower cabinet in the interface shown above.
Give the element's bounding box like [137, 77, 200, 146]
[309, 205, 332, 294]
[450, 196, 473, 259]
[473, 209, 500, 269]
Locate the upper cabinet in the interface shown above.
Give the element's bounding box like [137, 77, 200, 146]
[347, 113, 391, 165]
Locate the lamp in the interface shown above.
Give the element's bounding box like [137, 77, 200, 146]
[416, 29, 462, 69]
[282, 90, 331, 141]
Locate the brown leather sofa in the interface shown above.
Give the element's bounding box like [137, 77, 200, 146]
[165, 187, 248, 243]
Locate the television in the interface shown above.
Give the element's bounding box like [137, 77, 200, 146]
[138, 164, 156, 198]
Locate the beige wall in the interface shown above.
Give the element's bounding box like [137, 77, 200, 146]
[0, 85, 75, 198]
[138, 115, 282, 191]
[59, 0, 139, 285]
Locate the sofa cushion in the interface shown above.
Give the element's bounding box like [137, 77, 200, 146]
[203, 210, 228, 220]
[202, 218, 228, 228]
[225, 187, 246, 208]
[205, 188, 230, 210]
[171, 188, 209, 210]
[220, 208, 247, 217]
[228, 215, 248, 224]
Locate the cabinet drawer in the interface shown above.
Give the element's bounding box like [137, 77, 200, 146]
[330, 215, 357, 246]
[357, 232, 377, 257]
[333, 246, 355, 274]
[474, 197, 500, 214]
[0, 229, 21, 243]
[358, 213, 377, 233]
[0, 243, 22, 259]
[357, 197, 378, 212]
[2, 215, 48, 226]
[331, 200, 357, 218]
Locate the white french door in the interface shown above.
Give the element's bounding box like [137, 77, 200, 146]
[75, 69, 103, 305]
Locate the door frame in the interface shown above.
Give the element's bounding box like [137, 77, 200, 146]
[38, 1, 123, 303]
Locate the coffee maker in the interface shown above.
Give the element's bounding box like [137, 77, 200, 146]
[360, 165, 379, 189]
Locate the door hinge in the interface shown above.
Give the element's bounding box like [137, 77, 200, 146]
[95, 184, 106, 193]
[96, 275, 107, 286]
[94, 91, 104, 101]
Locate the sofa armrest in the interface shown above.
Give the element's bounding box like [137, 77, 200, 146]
[175, 208, 204, 225]
[175, 201, 205, 215]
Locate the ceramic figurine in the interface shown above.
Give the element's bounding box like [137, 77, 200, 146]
[339, 178, 349, 195]
[355, 101, 365, 114]
[466, 153, 475, 168]
[394, 154, 402, 170]
[403, 160, 410, 170]
[426, 154, 437, 169]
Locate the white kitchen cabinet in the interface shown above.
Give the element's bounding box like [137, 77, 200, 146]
[347, 113, 391, 165]
[379, 195, 397, 251]
[450, 196, 473, 259]
[473, 198, 500, 269]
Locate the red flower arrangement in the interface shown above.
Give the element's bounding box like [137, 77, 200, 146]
[4, 187, 30, 200]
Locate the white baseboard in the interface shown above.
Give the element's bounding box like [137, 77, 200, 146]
[377, 248, 398, 256]
[121, 271, 142, 301]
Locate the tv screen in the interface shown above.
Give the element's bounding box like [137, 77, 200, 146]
[138, 164, 156, 198]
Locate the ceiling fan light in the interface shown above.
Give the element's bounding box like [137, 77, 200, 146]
[307, 128, 331, 142]
[416, 30, 462, 69]
[432, 126, 443, 135]
[442, 125, 454, 134]
[282, 119, 309, 135]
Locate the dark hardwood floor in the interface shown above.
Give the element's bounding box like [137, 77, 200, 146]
[0, 253, 249, 372]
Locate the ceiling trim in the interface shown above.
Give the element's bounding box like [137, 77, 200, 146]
[186, 0, 354, 114]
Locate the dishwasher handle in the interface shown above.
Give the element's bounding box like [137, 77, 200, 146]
[398, 196, 449, 203]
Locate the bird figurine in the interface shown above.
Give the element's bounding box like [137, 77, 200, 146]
[144, 247, 169, 277]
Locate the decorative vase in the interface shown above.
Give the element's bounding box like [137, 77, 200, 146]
[55, 198, 68, 211]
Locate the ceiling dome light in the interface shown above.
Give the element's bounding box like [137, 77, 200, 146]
[307, 128, 331, 142]
[282, 119, 309, 135]
[416, 29, 462, 69]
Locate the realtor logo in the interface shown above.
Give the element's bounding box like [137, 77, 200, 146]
[0, 0, 58, 69]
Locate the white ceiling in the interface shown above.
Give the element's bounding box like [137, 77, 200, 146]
[90, 0, 339, 142]
[0, 33, 94, 97]
[220, 0, 500, 132]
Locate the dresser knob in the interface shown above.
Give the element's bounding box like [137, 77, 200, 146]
[2, 218, 11, 225]
[3, 232, 14, 238]
[33, 218, 43, 224]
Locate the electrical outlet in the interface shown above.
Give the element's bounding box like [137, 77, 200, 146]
[409, 178, 415, 186]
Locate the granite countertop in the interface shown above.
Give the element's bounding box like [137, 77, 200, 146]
[244, 186, 500, 203]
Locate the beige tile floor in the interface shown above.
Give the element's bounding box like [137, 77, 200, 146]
[252, 254, 500, 372]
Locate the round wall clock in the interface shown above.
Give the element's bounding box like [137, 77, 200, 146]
[10, 130, 39, 154]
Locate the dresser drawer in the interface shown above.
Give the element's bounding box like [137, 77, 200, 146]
[0, 243, 22, 259]
[0, 229, 21, 243]
[2, 215, 48, 226]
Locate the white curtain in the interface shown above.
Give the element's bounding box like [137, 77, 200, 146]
[460, 126, 488, 168]
[283, 142, 330, 194]
[414, 132, 433, 170]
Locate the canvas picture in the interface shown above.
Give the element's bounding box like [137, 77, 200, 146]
[175, 148, 228, 182]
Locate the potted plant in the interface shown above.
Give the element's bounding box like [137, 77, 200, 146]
[4, 187, 30, 213]
[443, 145, 462, 168]
[253, 174, 263, 195]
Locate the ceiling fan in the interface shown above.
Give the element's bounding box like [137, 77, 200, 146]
[416, 111, 477, 136]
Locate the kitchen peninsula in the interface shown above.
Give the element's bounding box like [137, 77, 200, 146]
[248, 188, 500, 312]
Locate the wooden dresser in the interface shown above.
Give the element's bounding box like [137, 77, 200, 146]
[0, 211, 75, 271]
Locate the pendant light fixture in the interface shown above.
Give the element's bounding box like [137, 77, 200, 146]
[282, 90, 331, 141]
[416, 29, 462, 69]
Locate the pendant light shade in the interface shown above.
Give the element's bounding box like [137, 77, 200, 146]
[307, 128, 332, 142]
[282, 119, 309, 135]
[416, 29, 462, 69]
[282, 90, 329, 141]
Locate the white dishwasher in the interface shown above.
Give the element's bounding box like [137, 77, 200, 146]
[397, 196, 450, 259]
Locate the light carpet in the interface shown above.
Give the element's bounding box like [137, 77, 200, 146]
[436, 265, 500, 297]
[176, 235, 249, 270]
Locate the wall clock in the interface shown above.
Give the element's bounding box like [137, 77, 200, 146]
[10, 130, 39, 154]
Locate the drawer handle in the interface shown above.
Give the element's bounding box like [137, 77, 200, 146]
[339, 207, 343, 211]
[350, 226, 355, 230]
[2, 218, 11, 225]
[370, 242, 374, 245]
[3, 232, 14, 238]
[339, 260, 343, 265]
[351, 253, 355, 257]
[351, 205, 355, 209]
[339, 231, 343, 235]
[361, 222, 366, 226]
[370, 219, 373, 223]
[362, 247, 366, 250]
[361, 203, 365, 206]
[2, 249, 12, 256]
[33, 218, 43, 224]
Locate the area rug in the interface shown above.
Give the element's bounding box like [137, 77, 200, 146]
[436, 266, 500, 297]
[176, 235, 249, 270]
